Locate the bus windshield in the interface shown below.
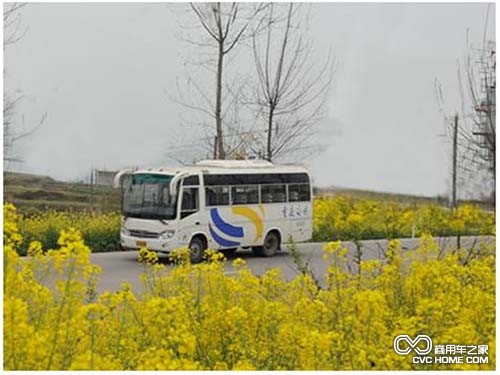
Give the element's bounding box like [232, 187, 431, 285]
[123, 174, 177, 220]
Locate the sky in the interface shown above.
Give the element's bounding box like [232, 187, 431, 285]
[4, 2, 495, 197]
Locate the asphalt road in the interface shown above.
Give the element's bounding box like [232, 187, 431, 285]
[91, 236, 492, 294]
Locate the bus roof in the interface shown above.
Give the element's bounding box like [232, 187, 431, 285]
[132, 160, 309, 176]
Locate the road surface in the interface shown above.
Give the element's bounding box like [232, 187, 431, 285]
[90, 236, 492, 294]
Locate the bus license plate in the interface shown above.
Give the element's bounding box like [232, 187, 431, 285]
[136, 241, 147, 247]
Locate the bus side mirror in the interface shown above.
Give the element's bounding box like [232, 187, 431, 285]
[113, 169, 133, 188]
[169, 172, 189, 197]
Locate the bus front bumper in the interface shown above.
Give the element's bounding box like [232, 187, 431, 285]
[120, 235, 184, 253]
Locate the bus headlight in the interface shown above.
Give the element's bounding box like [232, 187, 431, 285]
[159, 230, 175, 239]
[121, 227, 131, 236]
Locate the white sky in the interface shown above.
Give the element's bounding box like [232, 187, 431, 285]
[4, 2, 495, 197]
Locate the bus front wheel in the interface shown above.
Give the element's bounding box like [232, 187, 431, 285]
[189, 237, 206, 264]
[253, 231, 280, 257]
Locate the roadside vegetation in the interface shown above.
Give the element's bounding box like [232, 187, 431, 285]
[313, 196, 494, 241]
[8, 195, 494, 255]
[16, 209, 121, 255]
[5, 173, 495, 255]
[4, 204, 495, 370]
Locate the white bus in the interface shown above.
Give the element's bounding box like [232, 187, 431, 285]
[115, 160, 313, 263]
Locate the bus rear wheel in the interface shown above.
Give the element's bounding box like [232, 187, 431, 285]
[189, 237, 206, 264]
[253, 231, 280, 257]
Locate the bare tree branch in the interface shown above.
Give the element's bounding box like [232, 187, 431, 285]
[249, 3, 334, 162]
[173, 3, 266, 161]
[434, 14, 495, 205]
[4, 4, 48, 165]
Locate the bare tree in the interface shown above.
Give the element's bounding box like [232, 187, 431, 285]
[171, 72, 254, 162]
[464, 38, 495, 189]
[4, 99, 46, 163]
[248, 3, 334, 162]
[4, 3, 26, 163]
[178, 3, 266, 160]
[4, 3, 46, 164]
[434, 7, 495, 206]
[4, 2, 27, 47]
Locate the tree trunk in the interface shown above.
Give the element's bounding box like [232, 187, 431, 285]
[215, 42, 226, 160]
[266, 107, 274, 161]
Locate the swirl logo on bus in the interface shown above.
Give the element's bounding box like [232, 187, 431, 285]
[208, 206, 265, 247]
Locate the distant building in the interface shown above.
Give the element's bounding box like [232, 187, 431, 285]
[95, 170, 118, 186]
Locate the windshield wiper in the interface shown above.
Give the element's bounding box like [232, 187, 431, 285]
[124, 212, 147, 219]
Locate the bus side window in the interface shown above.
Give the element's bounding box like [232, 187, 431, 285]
[206, 187, 216, 206]
[288, 184, 310, 202]
[206, 186, 229, 206]
[231, 185, 258, 205]
[181, 187, 199, 219]
[261, 184, 286, 203]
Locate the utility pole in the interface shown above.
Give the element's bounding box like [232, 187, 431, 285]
[451, 114, 458, 209]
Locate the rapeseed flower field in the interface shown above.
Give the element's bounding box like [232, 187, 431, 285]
[3, 203, 495, 370]
[10, 196, 494, 254]
[15, 208, 120, 254]
[313, 196, 494, 241]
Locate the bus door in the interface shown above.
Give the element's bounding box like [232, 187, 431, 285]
[178, 177, 201, 242]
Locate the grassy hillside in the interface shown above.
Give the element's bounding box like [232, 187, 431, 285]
[4, 172, 120, 212]
[318, 186, 493, 210]
[4, 171, 492, 213]
[317, 186, 448, 205]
